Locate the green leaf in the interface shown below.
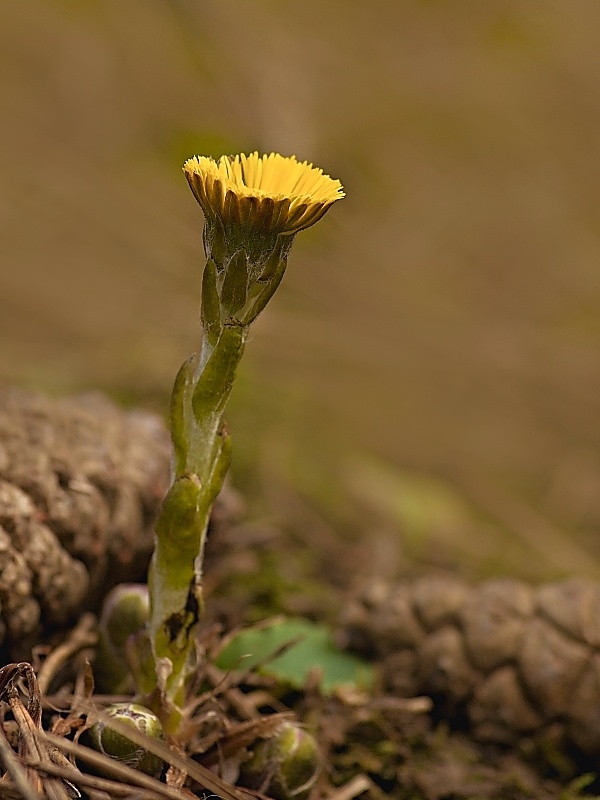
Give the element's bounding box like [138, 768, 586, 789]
[170, 355, 196, 475]
[215, 618, 374, 695]
[192, 323, 245, 423]
[221, 250, 249, 318]
[200, 259, 222, 347]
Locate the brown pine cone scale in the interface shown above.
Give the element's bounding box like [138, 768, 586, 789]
[343, 576, 600, 756]
[0, 388, 172, 655]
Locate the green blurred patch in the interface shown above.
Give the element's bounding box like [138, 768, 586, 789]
[216, 618, 374, 695]
[344, 455, 473, 554]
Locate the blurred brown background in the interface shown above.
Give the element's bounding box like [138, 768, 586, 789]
[2, 1, 600, 580]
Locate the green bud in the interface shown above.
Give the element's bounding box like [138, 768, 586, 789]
[95, 584, 149, 694]
[240, 722, 320, 800]
[86, 703, 164, 777]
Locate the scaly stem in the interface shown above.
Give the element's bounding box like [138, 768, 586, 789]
[147, 287, 246, 727]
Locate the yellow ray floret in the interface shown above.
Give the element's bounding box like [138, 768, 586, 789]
[184, 152, 344, 235]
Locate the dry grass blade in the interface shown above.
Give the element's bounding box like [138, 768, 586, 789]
[0, 725, 43, 800]
[26, 759, 177, 799]
[195, 713, 290, 768]
[38, 733, 192, 800]
[74, 705, 256, 799]
[325, 775, 374, 800]
[0, 784, 35, 800]
[8, 691, 70, 800]
[41, 731, 254, 800]
[0, 663, 73, 800]
[36, 615, 97, 697]
[0, 665, 41, 728]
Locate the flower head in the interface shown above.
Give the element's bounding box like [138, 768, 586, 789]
[184, 152, 344, 324]
[183, 152, 344, 237]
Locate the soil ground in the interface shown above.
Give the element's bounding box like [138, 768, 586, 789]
[198, 489, 600, 800]
[0, 391, 597, 799]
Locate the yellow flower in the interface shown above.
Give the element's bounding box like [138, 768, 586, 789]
[183, 152, 344, 236]
[184, 152, 344, 324]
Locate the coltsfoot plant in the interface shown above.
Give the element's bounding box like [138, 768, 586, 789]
[96, 153, 343, 733]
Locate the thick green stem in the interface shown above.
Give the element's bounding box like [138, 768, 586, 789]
[147, 250, 283, 730]
[148, 311, 246, 729]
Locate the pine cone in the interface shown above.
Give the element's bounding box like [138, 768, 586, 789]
[342, 576, 600, 756]
[0, 387, 171, 655]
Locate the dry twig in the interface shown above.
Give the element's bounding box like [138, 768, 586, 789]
[36, 615, 97, 697]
